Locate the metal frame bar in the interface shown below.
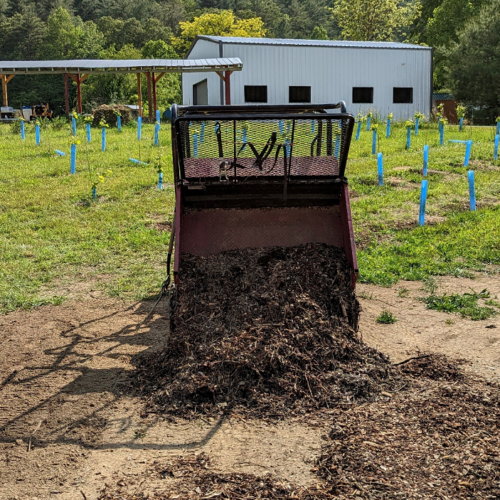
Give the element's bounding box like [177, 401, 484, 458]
[172, 109, 354, 184]
[340, 182, 359, 287]
[177, 102, 347, 114]
[0, 59, 243, 76]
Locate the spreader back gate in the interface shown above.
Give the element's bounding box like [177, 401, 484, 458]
[171, 103, 358, 287]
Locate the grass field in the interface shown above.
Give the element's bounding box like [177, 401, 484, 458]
[1, 117, 499, 314]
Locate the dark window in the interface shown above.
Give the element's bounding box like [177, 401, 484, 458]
[393, 87, 413, 104]
[244, 85, 267, 103]
[289, 86, 311, 103]
[353, 87, 373, 104]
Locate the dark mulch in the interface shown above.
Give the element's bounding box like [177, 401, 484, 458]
[100, 375, 500, 499]
[397, 353, 466, 381]
[98, 453, 335, 500]
[317, 377, 500, 499]
[118, 243, 500, 499]
[134, 243, 397, 419]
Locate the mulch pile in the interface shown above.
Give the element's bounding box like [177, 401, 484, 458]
[135, 243, 397, 419]
[317, 372, 500, 499]
[118, 245, 500, 499]
[100, 371, 500, 499]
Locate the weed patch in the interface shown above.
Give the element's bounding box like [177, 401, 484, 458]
[423, 289, 498, 320]
[376, 310, 397, 324]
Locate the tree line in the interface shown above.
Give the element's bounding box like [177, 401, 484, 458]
[0, 0, 498, 117]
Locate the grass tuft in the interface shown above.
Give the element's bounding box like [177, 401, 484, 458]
[376, 310, 397, 324]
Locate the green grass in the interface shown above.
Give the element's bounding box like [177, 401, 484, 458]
[423, 289, 498, 320]
[0, 120, 174, 313]
[0, 118, 499, 314]
[376, 310, 397, 324]
[349, 121, 500, 286]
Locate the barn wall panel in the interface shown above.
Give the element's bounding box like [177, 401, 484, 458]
[183, 40, 432, 121]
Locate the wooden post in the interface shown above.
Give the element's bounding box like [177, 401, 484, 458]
[151, 72, 165, 119]
[216, 71, 233, 105]
[152, 71, 157, 120]
[225, 71, 232, 105]
[68, 73, 89, 114]
[146, 73, 153, 122]
[64, 73, 70, 116]
[137, 73, 143, 118]
[1, 75, 8, 107]
[1, 74, 15, 107]
[76, 73, 82, 114]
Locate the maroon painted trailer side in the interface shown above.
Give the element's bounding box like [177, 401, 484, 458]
[169, 103, 358, 290]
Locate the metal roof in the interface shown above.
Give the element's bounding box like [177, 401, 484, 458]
[0, 58, 243, 75]
[194, 36, 432, 51]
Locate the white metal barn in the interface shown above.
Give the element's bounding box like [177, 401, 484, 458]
[183, 36, 433, 120]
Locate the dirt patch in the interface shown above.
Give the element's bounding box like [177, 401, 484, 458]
[357, 275, 500, 380]
[468, 159, 500, 171]
[0, 297, 168, 499]
[152, 222, 172, 232]
[386, 177, 413, 189]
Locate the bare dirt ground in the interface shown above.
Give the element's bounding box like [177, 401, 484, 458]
[0, 275, 499, 499]
[358, 275, 500, 381]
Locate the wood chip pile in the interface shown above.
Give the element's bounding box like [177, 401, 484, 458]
[135, 243, 397, 419]
[121, 244, 500, 499]
[317, 357, 500, 499]
[99, 453, 336, 499]
[100, 376, 500, 500]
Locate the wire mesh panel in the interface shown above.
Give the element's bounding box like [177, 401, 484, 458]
[174, 111, 354, 185]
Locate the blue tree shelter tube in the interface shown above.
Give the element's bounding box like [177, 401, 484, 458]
[419, 180, 428, 226]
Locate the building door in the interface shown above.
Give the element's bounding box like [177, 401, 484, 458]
[193, 79, 208, 105]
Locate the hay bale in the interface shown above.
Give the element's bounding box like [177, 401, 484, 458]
[91, 104, 133, 126]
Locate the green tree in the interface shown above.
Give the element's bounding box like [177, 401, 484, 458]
[40, 7, 104, 59]
[141, 40, 181, 109]
[91, 0, 162, 21]
[311, 25, 329, 40]
[411, 0, 443, 43]
[0, 10, 46, 60]
[287, 0, 310, 38]
[446, 0, 500, 118]
[236, 0, 285, 38]
[274, 13, 292, 38]
[82, 44, 142, 107]
[172, 10, 265, 55]
[425, 0, 486, 47]
[141, 39, 178, 59]
[36, 0, 75, 20]
[97, 16, 173, 50]
[330, 0, 421, 41]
